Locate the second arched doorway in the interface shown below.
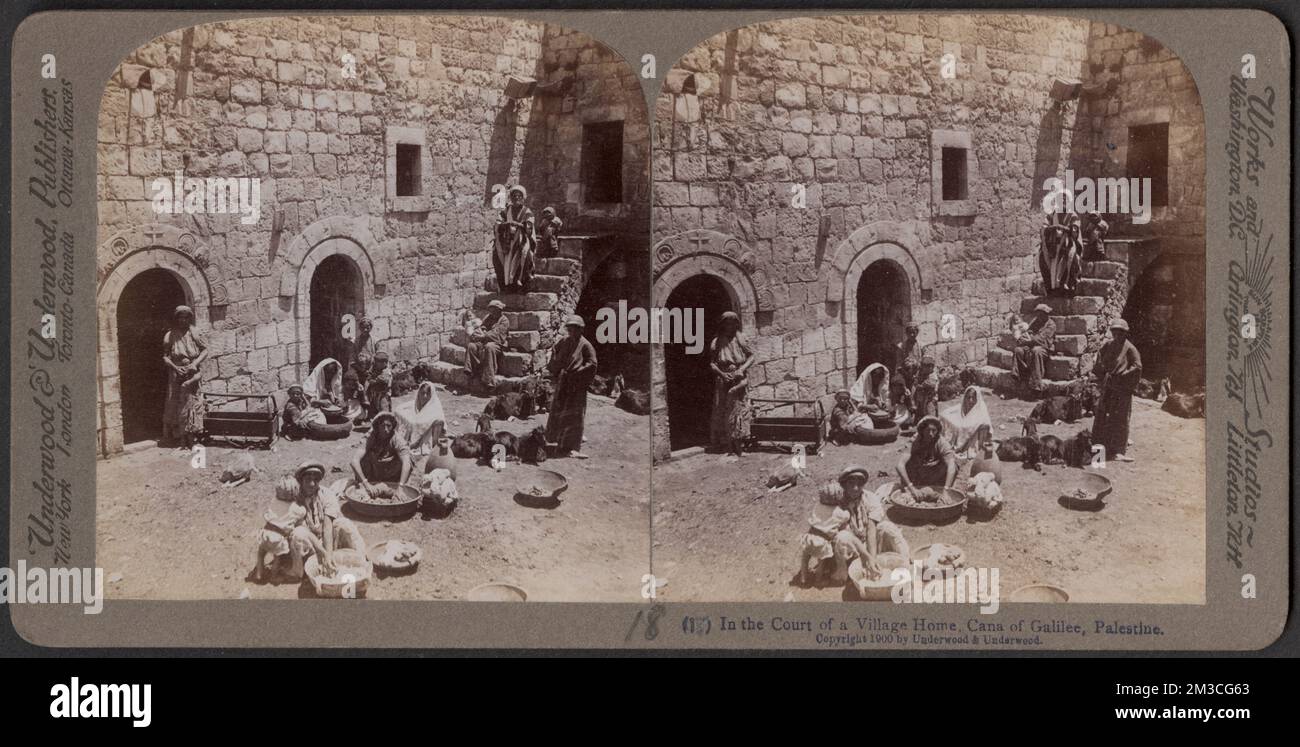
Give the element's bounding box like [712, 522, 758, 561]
[308, 254, 366, 368]
[855, 259, 911, 373]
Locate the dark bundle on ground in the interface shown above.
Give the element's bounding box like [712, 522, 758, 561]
[589, 374, 611, 396]
[1028, 394, 1083, 425]
[1038, 434, 1065, 465]
[391, 368, 418, 397]
[1135, 377, 1170, 401]
[484, 391, 533, 420]
[517, 425, 549, 464]
[411, 362, 433, 384]
[997, 436, 1042, 470]
[493, 431, 518, 458]
[1162, 391, 1205, 419]
[533, 378, 553, 413]
[937, 371, 963, 401]
[475, 412, 493, 434]
[615, 387, 651, 416]
[1066, 378, 1101, 416]
[1062, 428, 1094, 468]
[450, 432, 490, 460]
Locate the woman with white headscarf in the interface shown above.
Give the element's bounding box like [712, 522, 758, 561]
[940, 385, 993, 460]
[302, 358, 344, 406]
[394, 381, 446, 455]
[494, 184, 536, 293]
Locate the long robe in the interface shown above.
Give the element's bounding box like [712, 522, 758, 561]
[162, 326, 206, 440]
[465, 312, 509, 390]
[494, 204, 536, 292]
[1092, 337, 1142, 459]
[709, 332, 753, 448]
[1014, 317, 1056, 390]
[940, 386, 992, 459]
[394, 381, 446, 455]
[546, 334, 597, 452]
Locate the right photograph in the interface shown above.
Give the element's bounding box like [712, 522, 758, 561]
[650, 14, 1206, 603]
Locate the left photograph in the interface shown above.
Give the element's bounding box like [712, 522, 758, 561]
[93, 15, 651, 601]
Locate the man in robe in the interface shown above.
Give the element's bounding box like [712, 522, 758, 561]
[1091, 318, 1142, 463]
[546, 315, 598, 459]
[465, 300, 509, 395]
[1014, 304, 1056, 397]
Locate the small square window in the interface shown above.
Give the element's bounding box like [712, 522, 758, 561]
[395, 143, 422, 197]
[1127, 123, 1169, 207]
[941, 147, 968, 201]
[581, 121, 624, 204]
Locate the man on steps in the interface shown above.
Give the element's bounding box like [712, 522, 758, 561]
[465, 299, 509, 395]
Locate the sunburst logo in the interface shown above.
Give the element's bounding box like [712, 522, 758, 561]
[1230, 232, 1274, 420]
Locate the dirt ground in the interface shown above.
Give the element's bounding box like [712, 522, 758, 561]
[96, 390, 650, 602]
[651, 392, 1205, 604]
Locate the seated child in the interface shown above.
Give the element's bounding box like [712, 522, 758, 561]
[365, 352, 393, 418]
[252, 501, 307, 581]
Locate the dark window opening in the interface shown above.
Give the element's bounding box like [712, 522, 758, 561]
[941, 146, 968, 201]
[1127, 123, 1169, 207]
[581, 121, 624, 204]
[395, 143, 421, 197]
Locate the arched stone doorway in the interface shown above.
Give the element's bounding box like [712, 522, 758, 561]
[117, 269, 187, 444]
[575, 253, 649, 389]
[663, 273, 733, 450]
[856, 260, 912, 373]
[308, 253, 365, 368]
[1123, 253, 1204, 389]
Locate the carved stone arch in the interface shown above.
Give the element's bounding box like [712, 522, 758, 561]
[652, 253, 761, 332]
[96, 229, 220, 457]
[652, 229, 772, 319]
[278, 215, 385, 297]
[290, 236, 379, 376]
[823, 221, 931, 305]
[98, 223, 227, 307]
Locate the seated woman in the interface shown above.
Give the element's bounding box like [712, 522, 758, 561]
[394, 381, 446, 455]
[940, 385, 993, 460]
[828, 389, 897, 445]
[281, 385, 352, 440]
[349, 412, 412, 496]
[895, 415, 958, 495]
[303, 358, 347, 423]
[849, 362, 895, 426]
[252, 461, 366, 581]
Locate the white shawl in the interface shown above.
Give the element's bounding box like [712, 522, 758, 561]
[940, 385, 992, 459]
[394, 381, 446, 455]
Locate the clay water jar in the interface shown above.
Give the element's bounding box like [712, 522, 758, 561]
[970, 442, 1003, 484]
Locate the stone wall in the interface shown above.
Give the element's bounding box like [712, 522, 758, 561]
[650, 14, 1099, 457]
[96, 16, 645, 455]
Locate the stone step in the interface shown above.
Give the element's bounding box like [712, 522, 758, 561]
[536, 257, 580, 276]
[997, 332, 1088, 356]
[485, 274, 568, 294]
[426, 361, 531, 395]
[481, 310, 548, 332]
[1075, 278, 1114, 297]
[987, 348, 1079, 380]
[969, 365, 1077, 397]
[450, 327, 541, 352]
[1020, 295, 1105, 315]
[474, 291, 558, 312]
[1081, 260, 1125, 280]
[439, 343, 533, 377]
[1051, 314, 1097, 335]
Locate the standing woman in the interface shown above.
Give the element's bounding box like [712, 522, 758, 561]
[709, 311, 755, 458]
[162, 305, 208, 448]
[494, 184, 536, 294]
[546, 315, 597, 459]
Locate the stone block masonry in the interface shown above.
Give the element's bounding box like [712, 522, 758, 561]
[95, 16, 647, 456]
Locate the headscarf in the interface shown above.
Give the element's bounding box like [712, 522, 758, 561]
[910, 415, 945, 459]
[849, 363, 891, 409]
[940, 385, 992, 459]
[508, 184, 527, 199]
[711, 312, 751, 369]
[302, 358, 343, 403]
[394, 381, 445, 454]
[173, 305, 195, 325]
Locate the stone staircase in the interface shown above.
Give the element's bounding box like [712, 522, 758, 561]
[973, 242, 1131, 396]
[427, 256, 581, 393]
